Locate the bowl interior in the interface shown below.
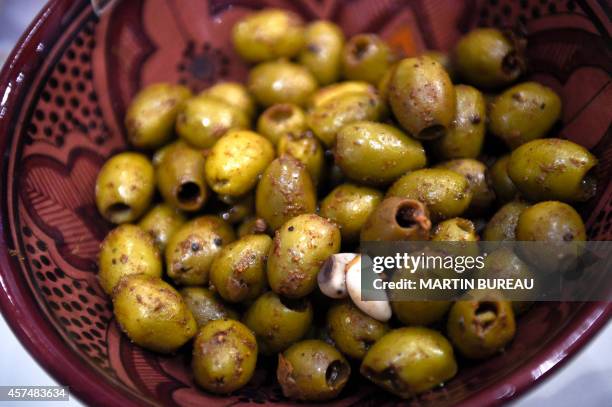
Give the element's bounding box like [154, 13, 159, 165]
[1, 0, 611, 406]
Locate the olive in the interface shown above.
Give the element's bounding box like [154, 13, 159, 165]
[180, 287, 239, 327]
[507, 138, 598, 202]
[299, 20, 345, 85]
[205, 130, 275, 198]
[422, 50, 454, 79]
[243, 291, 313, 354]
[113, 275, 197, 353]
[98, 224, 162, 294]
[255, 156, 317, 230]
[334, 121, 427, 186]
[436, 159, 495, 215]
[479, 248, 535, 314]
[307, 86, 385, 147]
[360, 327, 457, 398]
[232, 8, 304, 62]
[320, 183, 383, 242]
[489, 82, 562, 148]
[267, 214, 341, 298]
[431, 217, 479, 242]
[192, 319, 258, 394]
[155, 141, 208, 212]
[176, 95, 248, 149]
[431, 85, 486, 159]
[388, 56, 456, 140]
[248, 60, 318, 107]
[278, 340, 350, 401]
[138, 203, 186, 251]
[209, 234, 272, 303]
[483, 201, 529, 242]
[360, 197, 431, 242]
[201, 81, 256, 120]
[387, 168, 472, 222]
[125, 83, 191, 149]
[326, 300, 389, 359]
[277, 131, 325, 185]
[454, 28, 526, 88]
[165, 216, 235, 286]
[307, 80, 373, 109]
[391, 301, 451, 326]
[237, 217, 269, 238]
[95, 152, 155, 224]
[257, 103, 307, 146]
[377, 63, 396, 104]
[447, 293, 516, 359]
[489, 155, 519, 203]
[515, 201, 586, 272]
[342, 33, 395, 84]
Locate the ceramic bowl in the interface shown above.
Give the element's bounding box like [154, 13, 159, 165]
[0, 0, 610, 406]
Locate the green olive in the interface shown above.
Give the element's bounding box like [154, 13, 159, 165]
[95, 152, 155, 224]
[125, 83, 191, 149]
[479, 248, 535, 313]
[327, 300, 389, 359]
[377, 64, 396, 104]
[489, 82, 562, 148]
[176, 95, 248, 149]
[165, 216, 235, 286]
[490, 155, 519, 203]
[205, 130, 275, 197]
[237, 217, 269, 238]
[307, 80, 374, 109]
[483, 201, 529, 242]
[307, 88, 385, 147]
[360, 327, 457, 398]
[209, 234, 272, 303]
[436, 159, 495, 215]
[267, 214, 341, 298]
[98, 224, 162, 294]
[387, 168, 472, 222]
[342, 33, 395, 84]
[508, 138, 598, 202]
[180, 287, 239, 327]
[232, 9, 304, 62]
[431, 217, 479, 242]
[192, 319, 257, 394]
[360, 197, 431, 242]
[422, 50, 454, 79]
[216, 193, 255, 225]
[243, 291, 313, 354]
[255, 156, 317, 230]
[277, 131, 324, 185]
[516, 201, 586, 243]
[155, 141, 208, 212]
[431, 85, 486, 159]
[388, 56, 456, 140]
[320, 183, 383, 242]
[454, 28, 526, 88]
[248, 60, 318, 107]
[257, 103, 307, 146]
[391, 301, 451, 326]
[113, 275, 197, 353]
[201, 82, 256, 119]
[516, 201, 587, 273]
[334, 121, 427, 186]
[299, 20, 345, 85]
[138, 203, 186, 251]
[278, 340, 350, 401]
[447, 293, 516, 359]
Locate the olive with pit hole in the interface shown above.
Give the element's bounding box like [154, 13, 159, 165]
[257, 103, 307, 146]
[342, 33, 395, 84]
[277, 131, 325, 185]
[95, 152, 155, 224]
[360, 197, 431, 242]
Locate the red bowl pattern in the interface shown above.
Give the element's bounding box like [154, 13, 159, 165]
[0, 0, 610, 406]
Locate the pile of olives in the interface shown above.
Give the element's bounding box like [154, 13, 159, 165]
[95, 8, 598, 401]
